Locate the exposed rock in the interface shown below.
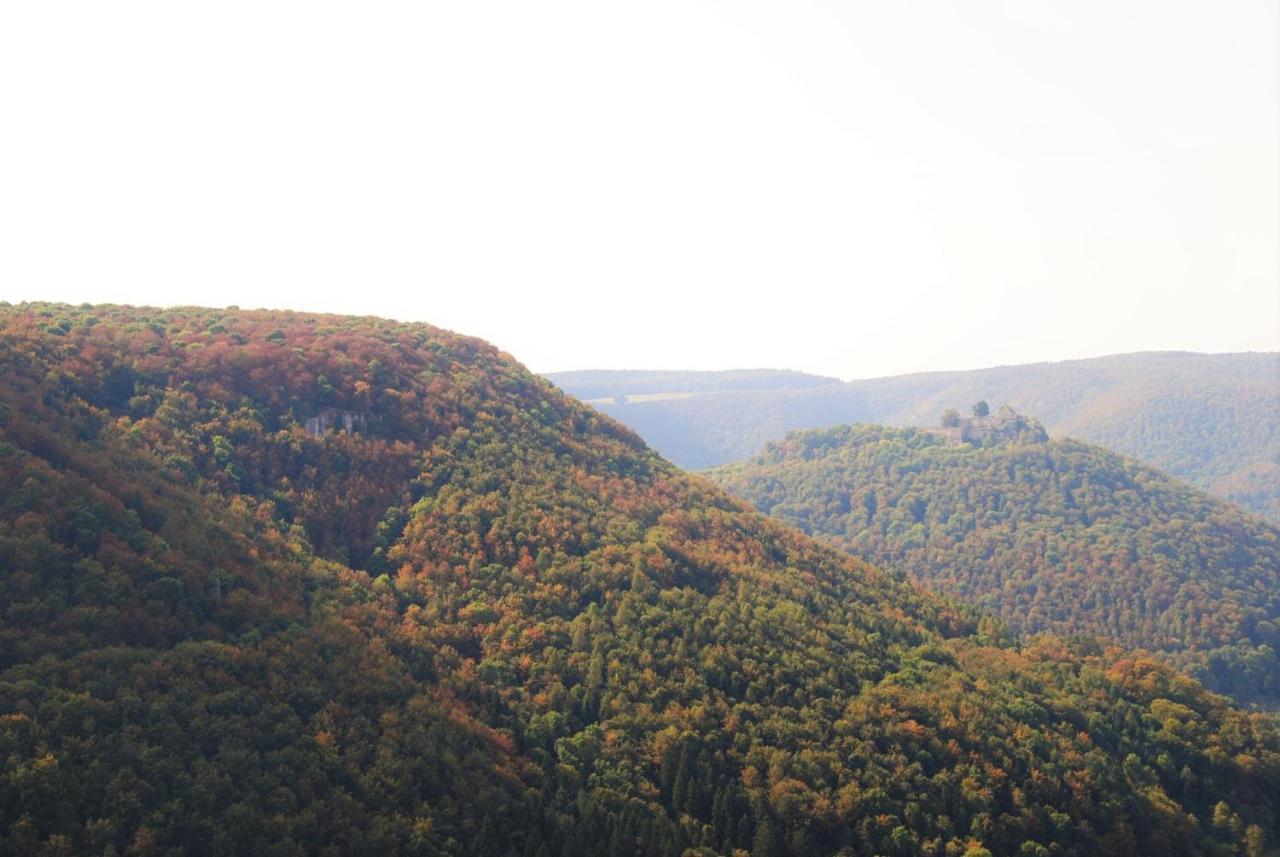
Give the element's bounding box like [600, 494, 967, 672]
[304, 407, 368, 438]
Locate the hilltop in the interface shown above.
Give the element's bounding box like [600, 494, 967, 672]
[1, 304, 1277, 856]
[547, 352, 1280, 522]
[709, 419, 1280, 708]
[927, 403, 1050, 446]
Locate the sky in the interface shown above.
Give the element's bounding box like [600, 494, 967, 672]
[1, 0, 1276, 380]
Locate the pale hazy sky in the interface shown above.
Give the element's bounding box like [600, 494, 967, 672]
[2, 1, 1277, 380]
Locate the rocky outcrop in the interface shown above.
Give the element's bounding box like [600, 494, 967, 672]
[304, 407, 368, 438]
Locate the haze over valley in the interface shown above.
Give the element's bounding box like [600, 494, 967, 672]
[549, 352, 1280, 523]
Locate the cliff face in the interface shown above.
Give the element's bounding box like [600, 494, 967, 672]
[303, 407, 368, 438]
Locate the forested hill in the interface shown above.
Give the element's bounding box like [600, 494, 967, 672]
[546, 352, 1280, 522]
[709, 422, 1280, 708]
[2, 303, 1278, 856]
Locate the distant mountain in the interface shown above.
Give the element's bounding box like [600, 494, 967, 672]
[547, 352, 1280, 522]
[547, 368, 839, 401]
[4, 304, 1278, 856]
[709, 421, 1280, 708]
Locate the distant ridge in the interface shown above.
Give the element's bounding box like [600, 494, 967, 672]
[548, 351, 1280, 521]
[548, 368, 838, 401]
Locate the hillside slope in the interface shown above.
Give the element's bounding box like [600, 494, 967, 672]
[547, 352, 1280, 521]
[709, 423, 1280, 708]
[2, 304, 1278, 857]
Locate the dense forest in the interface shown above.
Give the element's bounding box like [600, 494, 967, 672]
[547, 352, 1280, 522]
[2, 303, 1278, 856]
[709, 421, 1280, 709]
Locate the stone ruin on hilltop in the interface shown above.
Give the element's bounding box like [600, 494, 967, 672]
[932, 403, 1049, 446]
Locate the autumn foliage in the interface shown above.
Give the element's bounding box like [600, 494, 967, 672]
[710, 423, 1280, 708]
[1, 304, 1277, 856]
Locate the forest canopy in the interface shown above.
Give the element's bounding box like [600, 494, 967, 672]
[1, 303, 1277, 856]
[709, 422, 1280, 709]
